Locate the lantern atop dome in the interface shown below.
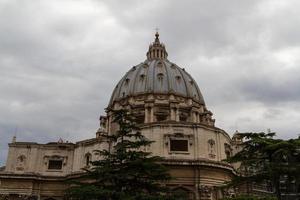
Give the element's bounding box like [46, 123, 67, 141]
[146, 31, 168, 60]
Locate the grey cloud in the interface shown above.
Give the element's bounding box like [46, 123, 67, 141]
[236, 67, 300, 104]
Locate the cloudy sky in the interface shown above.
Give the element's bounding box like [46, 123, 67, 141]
[1, 0, 300, 165]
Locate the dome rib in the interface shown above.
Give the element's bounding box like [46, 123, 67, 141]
[177, 67, 190, 98]
[108, 59, 205, 107]
[133, 63, 142, 94]
[163, 60, 171, 93]
[150, 60, 155, 92]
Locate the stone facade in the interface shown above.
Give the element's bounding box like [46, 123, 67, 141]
[0, 33, 237, 200]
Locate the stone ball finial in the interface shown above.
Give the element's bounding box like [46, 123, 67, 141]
[12, 135, 16, 143]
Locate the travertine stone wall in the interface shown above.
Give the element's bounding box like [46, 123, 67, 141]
[4, 139, 109, 176]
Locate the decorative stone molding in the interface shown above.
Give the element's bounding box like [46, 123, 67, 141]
[223, 187, 236, 198]
[107, 92, 216, 129]
[16, 155, 26, 171]
[0, 194, 37, 200]
[0, 194, 8, 200]
[199, 185, 213, 199]
[208, 139, 216, 159]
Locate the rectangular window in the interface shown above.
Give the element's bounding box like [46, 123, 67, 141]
[48, 160, 63, 170]
[170, 139, 188, 152]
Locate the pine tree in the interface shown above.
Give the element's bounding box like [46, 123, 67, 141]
[67, 109, 182, 200]
[226, 132, 300, 200]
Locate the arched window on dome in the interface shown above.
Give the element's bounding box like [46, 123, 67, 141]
[157, 73, 164, 88]
[139, 74, 145, 81]
[175, 75, 181, 83]
[125, 78, 130, 86]
[157, 73, 164, 80]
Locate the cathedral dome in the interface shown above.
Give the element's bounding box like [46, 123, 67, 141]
[109, 32, 205, 106]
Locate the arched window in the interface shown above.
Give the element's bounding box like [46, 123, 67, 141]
[85, 153, 92, 167]
[175, 75, 181, 83]
[139, 74, 145, 81]
[157, 73, 164, 81]
[125, 78, 130, 85]
[224, 143, 232, 159]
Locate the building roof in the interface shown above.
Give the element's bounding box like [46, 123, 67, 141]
[109, 32, 205, 106]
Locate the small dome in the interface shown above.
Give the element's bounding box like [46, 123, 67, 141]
[108, 33, 205, 107]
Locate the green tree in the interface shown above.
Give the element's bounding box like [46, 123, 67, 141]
[222, 195, 277, 200]
[226, 132, 300, 200]
[67, 109, 182, 200]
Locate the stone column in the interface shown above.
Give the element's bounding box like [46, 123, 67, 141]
[144, 106, 149, 123]
[145, 102, 154, 123]
[107, 116, 111, 134]
[191, 108, 198, 123]
[192, 112, 196, 123]
[170, 108, 175, 121]
[150, 106, 154, 122]
[198, 113, 201, 123]
[175, 108, 180, 122]
[170, 104, 177, 121]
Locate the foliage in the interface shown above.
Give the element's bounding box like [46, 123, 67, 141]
[222, 194, 277, 200]
[225, 132, 300, 199]
[66, 109, 181, 200]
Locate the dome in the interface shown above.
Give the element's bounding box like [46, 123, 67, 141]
[108, 32, 205, 107]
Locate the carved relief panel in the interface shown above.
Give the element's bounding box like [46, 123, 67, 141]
[15, 155, 26, 171]
[207, 139, 216, 159]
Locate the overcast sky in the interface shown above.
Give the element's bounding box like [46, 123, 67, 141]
[1, 0, 300, 165]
